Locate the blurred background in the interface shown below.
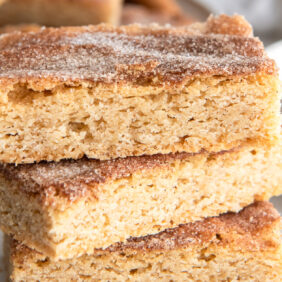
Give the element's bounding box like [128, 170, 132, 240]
[180, 0, 282, 44]
[0, 0, 281, 45]
[127, 0, 282, 45]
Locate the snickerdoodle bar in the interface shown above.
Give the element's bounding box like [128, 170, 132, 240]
[5, 202, 282, 281]
[0, 15, 280, 163]
[0, 141, 281, 259]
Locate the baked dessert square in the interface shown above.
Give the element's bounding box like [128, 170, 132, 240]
[0, 14, 280, 163]
[0, 0, 122, 27]
[0, 141, 281, 259]
[5, 202, 282, 281]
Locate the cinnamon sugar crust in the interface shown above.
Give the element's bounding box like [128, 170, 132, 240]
[0, 14, 279, 164]
[6, 203, 282, 281]
[0, 15, 276, 89]
[106, 201, 281, 252]
[0, 141, 281, 258]
[205, 14, 253, 37]
[0, 149, 231, 201]
[8, 201, 281, 257]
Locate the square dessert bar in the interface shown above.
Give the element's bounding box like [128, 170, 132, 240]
[5, 202, 282, 281]
[0, 0, 122, 26]
[0, 14, 280, 163]
[0, 141, 281, 259]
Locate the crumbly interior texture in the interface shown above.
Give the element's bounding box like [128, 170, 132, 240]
[0, 0, 122, 26]
[7, 247, 282, 282]
[0, 142, 281, 259]
[0, 15, 280, 163]
[0, 74, 280, 163]
[6, 202, 282, 282]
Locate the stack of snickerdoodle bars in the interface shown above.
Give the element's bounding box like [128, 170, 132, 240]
[0, 14, 281, 281]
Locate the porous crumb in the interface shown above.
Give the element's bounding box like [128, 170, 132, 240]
[6, 202, 282, 282]
[0, 142, 281, 259]
[0, 15, 280, 163]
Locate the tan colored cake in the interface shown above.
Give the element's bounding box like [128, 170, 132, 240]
[0, 0, 122, 26]
[0, 140, 281, 260]
[5, 202, 282, 282]
[0, 15, 280, 163]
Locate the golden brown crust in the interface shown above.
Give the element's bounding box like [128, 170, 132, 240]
[10, 202, 281, 259]
[108, 202, 281, 252]
[0, 148, 236, 201]
[0, 15, 276, 90]
[206, 14, 253, 37]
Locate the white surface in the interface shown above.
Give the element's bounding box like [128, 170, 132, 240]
[0, 41, 281, 282]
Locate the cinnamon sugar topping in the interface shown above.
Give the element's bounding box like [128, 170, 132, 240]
[107, 202, 280, 252]
[0, 15, 276, 87]
[0, 147, 238, 202]
[11, 202, 280, 256]
[0, 151, 205, 201]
